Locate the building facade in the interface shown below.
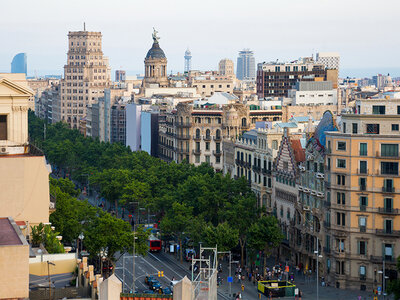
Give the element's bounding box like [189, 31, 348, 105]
[236, 49, 255, 81]
[59, 30, 111, 128]
[158, 102, 250, 170]
[256, 58, 329, 99]
[11, 53, 27, 75]
[219, 59, 235, 77]
[324, 99, 400, 290]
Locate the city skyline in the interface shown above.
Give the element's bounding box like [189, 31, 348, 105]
[0, 0, 399, 78]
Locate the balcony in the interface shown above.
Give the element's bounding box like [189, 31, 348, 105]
[213, 136, 222, 141]
[213, 150, 222, 156]
[370, 255, 396, 264]
[376, 151, 399, 159]
[378, 207, 399, 214]
[360, 205, 367, 212]
[262, 168, 272, 175]
[376, 229, 400, 237]
[359, 226, 366, 233]
[165, 131, 175, 137]
[194, 135, 201, 141]
[323, 247, 331, 254]
[357, 168, 369, 175]
[323, 201, 331, 208]
[203, 135, 211, 141]
[244, 162, 251, 169]
[252, 165, 261, 173]
[176, 121, 191, 128]
[176, 134, 191, 140]
[382, 186, 395, 193]
[177, 148, 190, 154]
[193, 149, 201, 155]
[323, 221, 331, 228]
[235, 159, 244, 166]
[360, 185, 366, 191]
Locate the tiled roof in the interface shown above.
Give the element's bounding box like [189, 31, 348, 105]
[290, 139, 305, 163]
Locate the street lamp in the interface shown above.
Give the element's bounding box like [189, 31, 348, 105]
[378, 260, 389, 300]
[128, 201, 140, 293]
[314, 246, 323, 300]
[78, 233, 84, 255]
[47, 261, 55, 300]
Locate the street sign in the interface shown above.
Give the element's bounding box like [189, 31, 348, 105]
[227, 276, 233, 283]
[377, 286, 382, 295]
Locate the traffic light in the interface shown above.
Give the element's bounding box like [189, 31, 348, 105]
[158, 271, 164, 277]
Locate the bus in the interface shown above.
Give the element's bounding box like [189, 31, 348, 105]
[148, 234, 162, 252]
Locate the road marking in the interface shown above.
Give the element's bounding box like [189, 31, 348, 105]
[147, 252, 186, 279]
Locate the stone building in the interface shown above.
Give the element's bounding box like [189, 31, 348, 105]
[324, 99, 400, 290]
[158, 102, 250, 171]
[59, 29, 111, 128]
[142, 29, 168, 88]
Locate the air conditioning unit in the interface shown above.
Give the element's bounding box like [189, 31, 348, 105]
[0, 147, 8, 155]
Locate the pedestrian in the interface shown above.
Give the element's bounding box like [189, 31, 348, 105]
[358, 296, 361, 300]
[269, 290, 272, 300]
[237, 273, 241, 283]
[298, 290, 302, 300]
[248, 272, 252, 282]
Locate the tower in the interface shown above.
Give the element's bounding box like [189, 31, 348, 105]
[11, 53, 27, 75]
[184, 48, 192, 73]
[59, 29, 111, 128]
[143, 28, 168, 87]
[236, 49, 255, 81]
[218, 59, 234, 77]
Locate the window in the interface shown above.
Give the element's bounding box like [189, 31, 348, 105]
[359, 161, 367, 174]
[359, 217, 366, 232]
[337, 212, 346, 226]
[384, 219, 393, 234]
[398, 106, 400, 115]
[384, 179, 394, 192]
[336, 261, 345, 275]
[216, 156, 220, 163]
[337, 159, 346, 168]
[384, 244, 393, 260]
[205, 142, 210, 151]
[384, 198, 393, 212]
[205, 155, 210, 164]
[196, 142, 200, 152]
[381, 144, 399, 157]
[337, 141, 346, 151]
[392, 124, 399, 131]
[358, 241, 367, 256]
[358, 143, 367, 156]
[372, 105, 386, 115]
[0, 115, 7, 140]
[342, 122, 346, 133]
[360, 196, 368, 210]
[366, 124, 379, 134]
[337, 192, 345, 205]
[337, 175, 345, 186]
[195, 155, 200, 163]
[381, 162, 399, 175]
[359, 266, 366, 280]
[352, 123, 358, 134]
[360, 177, 367, 191]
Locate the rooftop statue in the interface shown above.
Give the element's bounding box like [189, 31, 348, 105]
[152, 27, 160, 43]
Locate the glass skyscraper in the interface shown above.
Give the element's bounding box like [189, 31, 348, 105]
[11, 53, 27, 75]
[236, 49, 255, 81]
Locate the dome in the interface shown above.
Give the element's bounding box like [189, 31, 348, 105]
[145, 42, 166, 59]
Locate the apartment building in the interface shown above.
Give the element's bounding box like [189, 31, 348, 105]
[233, 130, 274, 209]
[59, 29, 111, 128]
[324, 98, 400, 290]
[158, 102, 250, 170]
[256, 57, 336, 99]
[189, 75, 234, 97]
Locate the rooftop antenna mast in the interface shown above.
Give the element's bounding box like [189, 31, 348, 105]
[84, 22, 86, 31]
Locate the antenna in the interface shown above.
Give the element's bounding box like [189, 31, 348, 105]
[84, 22, 86, 31]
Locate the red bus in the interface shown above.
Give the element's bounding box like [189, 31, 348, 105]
[148, 234, 162, 252]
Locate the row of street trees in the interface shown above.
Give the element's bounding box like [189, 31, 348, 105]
[29, 112, 283, 271]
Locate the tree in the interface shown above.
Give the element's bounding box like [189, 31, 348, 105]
[50, 177, 80, 197]
[203, 222, 239, 252]
[90, 169, 132, 217]
[160, 202, 192, 262]
[84, 212, 149, 277]
[388, 256, 400, 299]
[30, 223, 64, 254]
[248, 215, 284, 275]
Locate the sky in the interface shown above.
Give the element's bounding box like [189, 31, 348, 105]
[0, 0, 399, 78]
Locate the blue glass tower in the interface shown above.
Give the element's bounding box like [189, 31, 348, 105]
[11, 53, 27, 75]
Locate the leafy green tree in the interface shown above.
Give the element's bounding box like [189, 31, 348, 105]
[160, 202, 192, 262]
[30, 223, 64, 254]
[121, 179, 152, 207]
[84, 212, 149, 274]
[203, 222, 239, 252]
[50, 177, 80, 197]
[388, 256, 400, 299]
[91, 169, 132, 217]
[248, 215, 284, 275]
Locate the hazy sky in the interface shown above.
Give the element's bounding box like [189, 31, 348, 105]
[1, 0, 399, 77]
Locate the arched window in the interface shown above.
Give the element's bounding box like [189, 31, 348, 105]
[262, 194, 267, 207]
[196, 128, 200, 139]
[186, 117, 190, 124]
[180, 116, 183, 124]
[216, 129, 221, 139]
[272, 140, 278, 150]
[206, 129, 210, 139]
[241, 118, 247, 127]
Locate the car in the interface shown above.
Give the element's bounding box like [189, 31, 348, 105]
[142, 290, 155, 294]
[145, 275, 155, 285]
[160, 287, 173, 295]
[148, 279, 161, 290]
